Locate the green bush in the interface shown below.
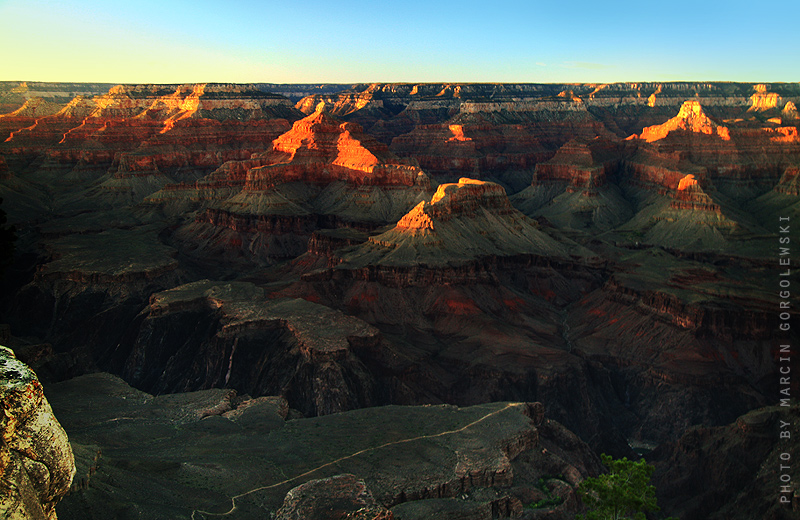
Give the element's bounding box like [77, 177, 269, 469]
[577, 454, 675, 520]
[524, 475, 566, 510]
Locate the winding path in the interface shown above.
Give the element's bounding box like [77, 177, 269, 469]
[190, 402, 519, 519]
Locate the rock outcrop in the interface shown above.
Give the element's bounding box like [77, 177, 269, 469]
[160, 107, 432, 265]
[652, 404, 800, 520]
[275, 474, 393, 520]
[122, 280, 382, 416]
[511, 137, 633, 231]
[0, 346, 75, 519]
[45, 372, 599, 520]
[0, 84, 301, 210]
[639, 100, 731, 142]
[336, 178, 572, 275]
[2, 81, 798, 520]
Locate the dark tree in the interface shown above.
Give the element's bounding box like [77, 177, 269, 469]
[0, 197, 16, 278]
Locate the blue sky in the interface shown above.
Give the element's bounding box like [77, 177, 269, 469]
[1, 0, 798, 83]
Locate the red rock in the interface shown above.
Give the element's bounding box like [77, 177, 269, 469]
[639, 100, 731, 142]
[748, 84, 782, 112]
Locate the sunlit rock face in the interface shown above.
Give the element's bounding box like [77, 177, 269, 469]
[157, 107, 433, 266]
[748, 83, 782, 112]
[0, 346, 75, 520]
[0, 84, 302, 208]
[1, 81, 799, 520]
[640, 100, 731, 143]
[245, 105, 428, 188]
[338, 177, 571, 273]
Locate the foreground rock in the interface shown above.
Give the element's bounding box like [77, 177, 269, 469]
[47, 373, 600, 520]
[0, 346, 75, 519]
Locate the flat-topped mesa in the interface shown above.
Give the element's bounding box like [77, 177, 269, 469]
[639, 100, 731, 142]
[394, 179, 514, 233]
[531, 138, 620, 190]
[336, 177, 574, 275]
[393, 179, 510, 232]
[748, 84, 782, 112]
[427, 177, 514, 218]
[129, 280, 381, 415]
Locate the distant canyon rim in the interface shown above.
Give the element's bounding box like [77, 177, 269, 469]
[0, 81, 797, 520]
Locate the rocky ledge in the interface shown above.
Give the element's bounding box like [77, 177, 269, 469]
[121, 279, 382, 416]
[45, 371, 601, 520]
[0, 346, 75, 519]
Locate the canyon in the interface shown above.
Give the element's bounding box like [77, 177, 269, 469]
[0, 81, 797, 519]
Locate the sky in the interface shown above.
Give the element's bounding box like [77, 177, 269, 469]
[1, 0, 798, 84]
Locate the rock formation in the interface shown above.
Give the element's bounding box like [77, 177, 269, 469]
[159, 106, 432, 265]
[652, 404, 800, 520]
[511, 137, 633, 231]
[122, 279, 381, 416]
[0, 346, 75, 519]
[639, 100, 731, 143]
[0, 84, 301, 211]
[44, 371, 600, 520]
[336, 177, 573, 274]
[1, 81, 798, 520]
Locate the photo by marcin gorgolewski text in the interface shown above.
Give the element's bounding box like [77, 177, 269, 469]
[777, 215, 795, 508]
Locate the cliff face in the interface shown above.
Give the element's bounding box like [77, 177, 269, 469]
[157, 107, 432, 266]
[0, 83, 302, 212]
[639, 100, 731, 142]
[510, 137, 633, 231]
[0, 346, 75, 520]
[652, 404, 800, 520]
[121, 280, 382, 417]
[2, 81, 798, 520]
[43, 367, 602, 520]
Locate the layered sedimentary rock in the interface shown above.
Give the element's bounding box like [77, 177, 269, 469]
[511, 137, 633, 231]
[161, 106, 432, 264]
[0, 346, 75, 519]
[336, 178, 572, 277]
[607, 99, 800, 252]
[1, 81, 799, 520]
[8, 226, 183, 368]
[0, 84, 301, 209]
[639, 100, 731, 143]
[389, 100, 613, 190]
[47, 372, 599, 520]
[652, 404, 800, 520]
[121, 279, 381, 416]
[563, 246, 776, 443]
[631, 99, 800, 201]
